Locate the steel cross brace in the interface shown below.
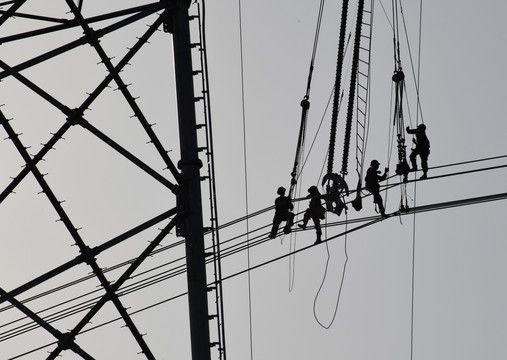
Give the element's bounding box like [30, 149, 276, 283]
[0, 10, 181, 202]
[0, 3, 166, 45]
[0, 207, 178, 307]
[46, 218, 179, 360]
[64, 0, 182, 185]
[0, 108, 157, 360]
[0, 3, 163, 81]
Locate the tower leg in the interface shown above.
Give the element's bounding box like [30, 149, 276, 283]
[169, 1, 211, 359]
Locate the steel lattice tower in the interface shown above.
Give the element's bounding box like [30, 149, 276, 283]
[0, 1, 224, 359]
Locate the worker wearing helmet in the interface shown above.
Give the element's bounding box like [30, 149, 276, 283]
[269, 186, 295, 239]
[298, 185, 325, 244]
[365, 160, 388, 217]
[406, 124, 430, 179]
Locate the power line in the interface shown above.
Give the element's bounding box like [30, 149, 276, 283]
[6, 186, 507, 357]
[4, 157, 507, 312]
[3, 157, 507, 353]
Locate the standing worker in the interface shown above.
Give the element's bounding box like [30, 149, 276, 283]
[298, 186, 326, 244]
[365, 160, 389, 217]
[269, 186, 295, 239]
[406, 124, 430, 179]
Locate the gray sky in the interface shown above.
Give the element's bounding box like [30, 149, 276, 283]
[0, 1, 506, 359]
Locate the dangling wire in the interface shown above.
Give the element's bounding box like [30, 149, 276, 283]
[312, 212, 349, 329]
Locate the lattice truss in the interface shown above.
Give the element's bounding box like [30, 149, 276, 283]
[0, 1, 212, 359]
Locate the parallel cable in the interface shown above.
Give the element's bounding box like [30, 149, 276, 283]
[3, 158, 507, 349]
[4, 187, 507, 351]
[3, 155, 506, 309]
[3, 156, 506, 310]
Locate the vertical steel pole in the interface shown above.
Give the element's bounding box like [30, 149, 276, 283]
[170, 1, 211, 359]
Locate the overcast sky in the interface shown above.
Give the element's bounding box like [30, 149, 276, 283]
[0, 1, 506, 359]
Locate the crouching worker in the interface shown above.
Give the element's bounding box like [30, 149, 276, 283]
[365, 160, 389, 217]
[269, 186, 295, 239]
[298, 186, 326, 244]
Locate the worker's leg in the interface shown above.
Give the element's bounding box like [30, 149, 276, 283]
[298, 209, 311, 229]
[409, 150, 418, 171]
[313, 217, 322, 243]
[420, 152, 429, 178]
[373, 192, 386, 216]
[269, 217, 281, 238]
[283, 212, 295, 234]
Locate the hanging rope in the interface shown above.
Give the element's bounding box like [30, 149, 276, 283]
[313, 213, 349, 329]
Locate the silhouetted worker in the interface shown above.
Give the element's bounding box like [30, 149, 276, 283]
[406, 124, 430, 179]
[269, 186, 295, 239]
[298, 186, 325, 244]
[365, 160, 388, 217]
[322, 173, 349, 216]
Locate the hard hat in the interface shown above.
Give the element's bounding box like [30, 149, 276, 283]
[418, 124, 426, 130]
[371, 159, 380, 166]
[308, 185, 319, 194]
[277, 186, 286, 195]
